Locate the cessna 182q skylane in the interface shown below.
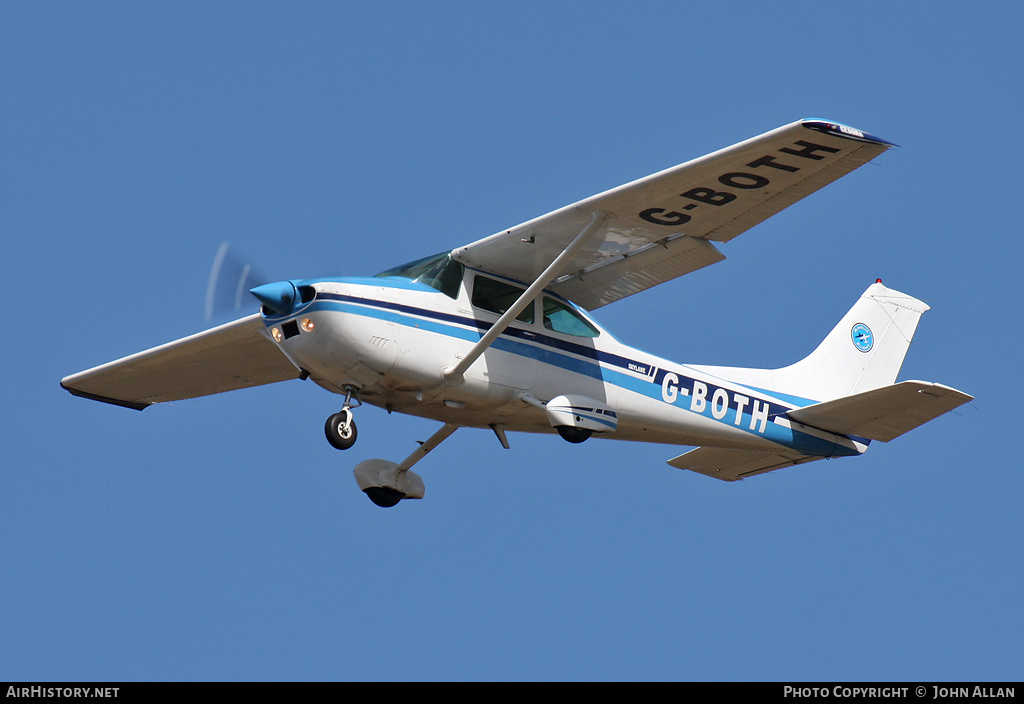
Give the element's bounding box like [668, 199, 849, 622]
[62, 119, 972, 507]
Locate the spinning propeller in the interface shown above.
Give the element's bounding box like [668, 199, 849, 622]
[204, 241, 271, 322]
[204, 242, 341, 320]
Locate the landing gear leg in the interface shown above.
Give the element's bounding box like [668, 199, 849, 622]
[325, 386, 361, 450]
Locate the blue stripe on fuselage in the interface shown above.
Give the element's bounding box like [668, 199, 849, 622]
[292, 290, 855, 456]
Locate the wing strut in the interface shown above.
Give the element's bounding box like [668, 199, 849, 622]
[443, 210, 608, 382]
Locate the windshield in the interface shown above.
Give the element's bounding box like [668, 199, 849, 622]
[375, 251, 463, 299]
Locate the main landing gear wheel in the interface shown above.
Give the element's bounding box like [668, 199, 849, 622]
[363, 486, 405, 508]
[556, 425, 592, 444]
[325, 409, 358, 450]
[353, 459, 427, 508]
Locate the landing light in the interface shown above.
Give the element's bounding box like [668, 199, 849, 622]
[270, 327, 283, 342]
[301, 317, 315, 332]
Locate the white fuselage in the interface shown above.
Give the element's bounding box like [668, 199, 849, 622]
[260, 270, 864, 459]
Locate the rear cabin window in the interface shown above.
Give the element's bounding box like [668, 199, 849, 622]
[542, 296, 599, 338]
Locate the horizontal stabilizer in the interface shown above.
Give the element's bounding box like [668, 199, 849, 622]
[667, 446, 822, 482]
[785, 381, 972, 442]
[61, 314, 300, 410]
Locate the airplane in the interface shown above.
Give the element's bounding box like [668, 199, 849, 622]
[61, 118, 973, 507]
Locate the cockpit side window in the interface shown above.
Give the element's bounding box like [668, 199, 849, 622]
[542, 296, 600, 338]
[471, 275, 534, 324]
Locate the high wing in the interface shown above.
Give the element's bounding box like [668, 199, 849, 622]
[452, 119, 894, 310]
[60, 314, 300, 410]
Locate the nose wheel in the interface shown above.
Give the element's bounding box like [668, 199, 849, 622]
[325, 386, 361, 450]
[325, 409, 358, 450]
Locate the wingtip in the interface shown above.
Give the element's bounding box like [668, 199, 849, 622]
[800, 118, 898, 148]
[60, 380, 149, 411]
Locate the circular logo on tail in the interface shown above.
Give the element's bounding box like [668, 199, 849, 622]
[851, 323, 873, 352]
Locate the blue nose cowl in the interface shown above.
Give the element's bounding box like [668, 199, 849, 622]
[251, 281, 299, 316]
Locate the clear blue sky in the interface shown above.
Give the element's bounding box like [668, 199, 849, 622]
[2, 2, 1020, 681]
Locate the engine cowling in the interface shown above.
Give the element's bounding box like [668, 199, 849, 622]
[545, 395, 618, 443]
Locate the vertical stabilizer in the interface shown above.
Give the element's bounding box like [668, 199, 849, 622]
[770, 282, 929, 401]
[689, 282, 932, 404]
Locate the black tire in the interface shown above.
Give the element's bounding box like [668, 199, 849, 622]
[555, 425, 592, 444]
[325, 411, 358, 450]
[363, 487, 405, 508]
